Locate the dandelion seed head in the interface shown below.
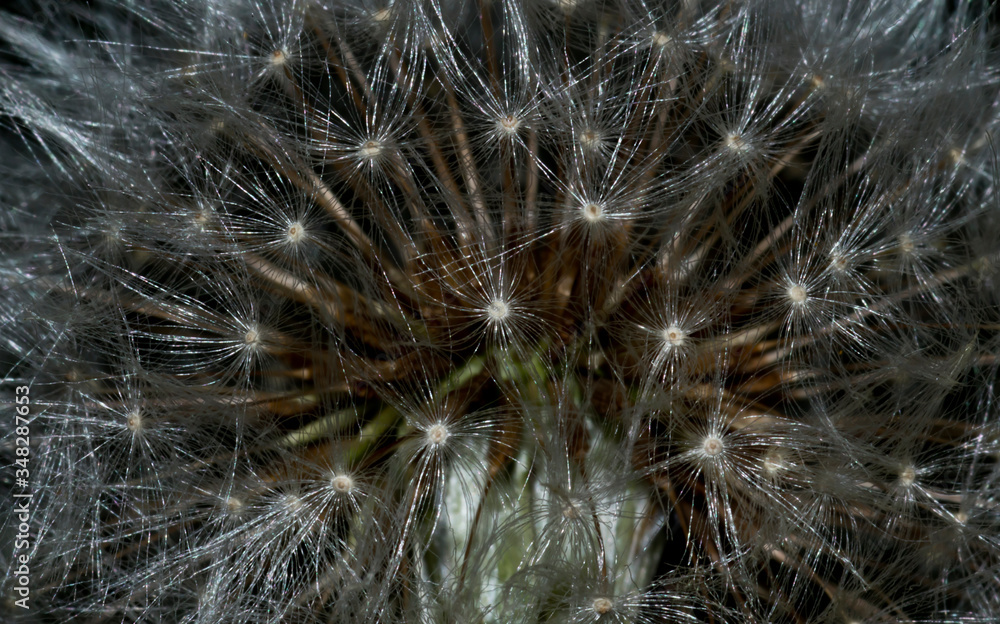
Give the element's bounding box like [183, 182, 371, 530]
[330, 473, 354, 494]
[426, 423, 450, 446]
[268, 48, 288, 70]
[898, 232, 916, 256]
[556, 0, 580, 14]
[724, 132, 749, 155]
[828, 249, 850, 274]
[125, 409, 143, 432]
[898, 465, 917, 488]
[763, 448, 786, 476]
[243, 323, 262, 348]
[225, 496, 244, 513]
[6, 0, 1000, 621]
[592, 597, 614, 615]
[286, 221, 306, 245]
[661, 324, 687, 348]
[701, 435, 725, 458]
[786, 283, 809, 305]
[578, 127, 603, 151]
[282, 493, 303, 513]
[496, 114, 522, 137]
[486, 298, 510, 322]
[581, 201, 605, 223]
[652, 31, 672, 49]
[358, 139, 384, 161]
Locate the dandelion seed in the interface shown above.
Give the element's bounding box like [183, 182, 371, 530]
[562, 502, 581, 519]
[898, 465, 916, 488]
[786, 283, 808, 305]
[701, 435, 725, 458]
[581, 201, 605, 223]
[897, 232, 916, 256]
[592, 597, 614, 615]
[557, 0, 580, 14]
[125, 409, 143, 432]
[496, 115, 522, 137]
[268, 48, 288, 70]
[426, 423, 450, 446]
[763, 449, 785, 476]
[578, 128, 603, 151]
[486, 298, 510, 322]
[973, 254, 993, 278]
[282, 493, 303, 513]
[724, 132, 749, 154]
[330, 473, 354, 494]
[102, 220, 124, 246]
[244, 327, 260, 345]
[225, 496, 244, 514]
[285, 221, 305, 245]
[828, 249, 850, 274]
[358, 139, 384, 160]
[661, 325, 687, 348]
[193, 208, 214, 232]
[6, 1, 1000, 622]
[652, 31, 672, 49]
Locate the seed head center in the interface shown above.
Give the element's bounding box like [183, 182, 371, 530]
[829, 251, 848, 273]
[286, 222, 305, 244]
[268, 48, 288, 69]
[498, 115, 521, 135]
[359, 140, 383, 159]
[558, 0, 580, 13]
[787, 284, 808, 305]
[126, 410, 143, 432]
[593, 597, 614, 615]
[582, 202, 605, 222]
[579, 128, 602, 150]
[899, 466, 916, 487]
[725, 132, 749, 153]
[283, 493, 303, 512]
[702, 435, 724, 457]
[331, 474, 354, 494]
[487, 299, 510, 321]
[427, 423, 450, 446]
[244, 328, 260, 346]
[763, 450, 785, 475]
[898, 233, 916, 255]
[662, 324, 686, 347]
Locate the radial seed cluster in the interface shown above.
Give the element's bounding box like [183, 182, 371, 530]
[2, 0, 1000, 622]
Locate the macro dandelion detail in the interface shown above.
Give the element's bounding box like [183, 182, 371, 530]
[2, 0, 1000, 622]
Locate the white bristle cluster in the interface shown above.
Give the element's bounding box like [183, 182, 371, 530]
[4, 1, 1000, 622]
